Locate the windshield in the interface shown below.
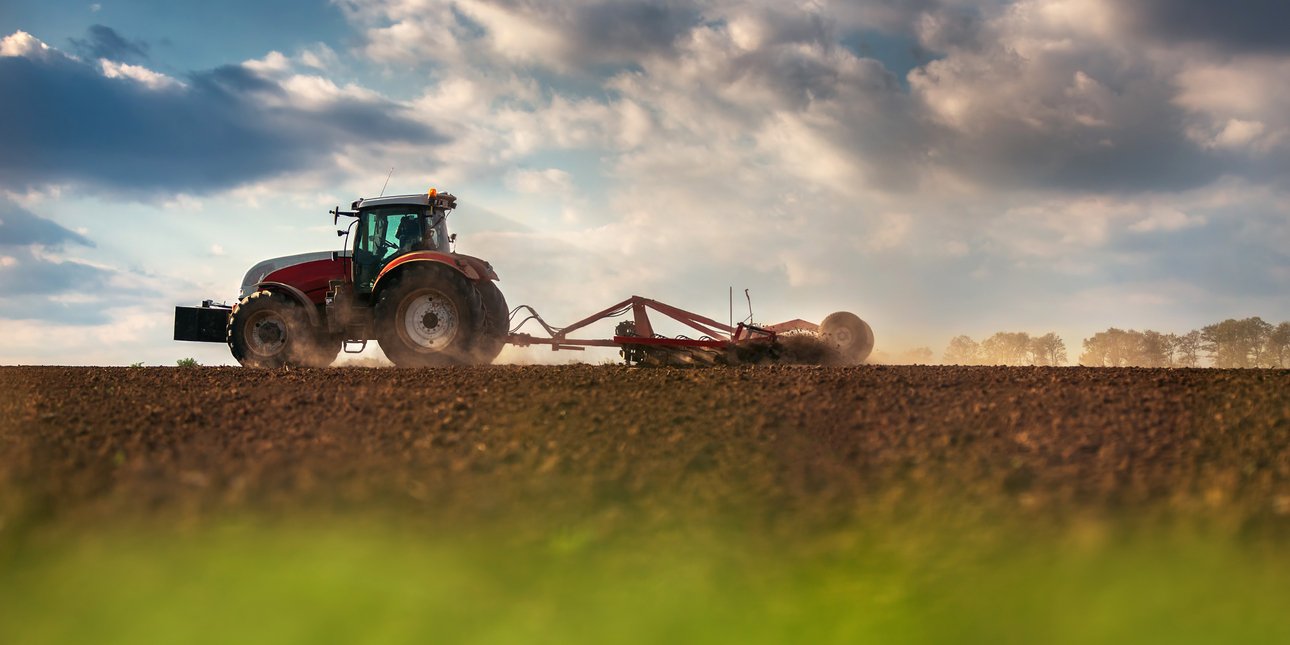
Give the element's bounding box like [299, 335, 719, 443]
[353, 205, 431, 292]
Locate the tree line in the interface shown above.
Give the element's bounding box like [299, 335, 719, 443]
[940, 317, 1290, 368]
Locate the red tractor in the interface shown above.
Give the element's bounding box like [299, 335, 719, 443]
[176, 188, 876, 367]
[175, 190, 508, 367]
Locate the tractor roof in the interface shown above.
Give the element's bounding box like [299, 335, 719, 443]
[352, 192, 457, 210]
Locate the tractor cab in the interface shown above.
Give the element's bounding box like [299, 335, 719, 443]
[344, 191, 456, 294]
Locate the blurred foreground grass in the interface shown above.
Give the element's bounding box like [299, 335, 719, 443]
[3, 511, 1289, 644]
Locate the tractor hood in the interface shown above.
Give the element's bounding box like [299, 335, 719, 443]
[240, 251, 343, 299]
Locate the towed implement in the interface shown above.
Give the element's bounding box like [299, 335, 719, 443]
[174, 189, 874, 367]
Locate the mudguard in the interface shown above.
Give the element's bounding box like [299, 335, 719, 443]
[252, 281, 323, 329]
[372, 251, 499, 296]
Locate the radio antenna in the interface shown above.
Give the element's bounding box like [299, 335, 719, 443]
[379, 167, 394, 197]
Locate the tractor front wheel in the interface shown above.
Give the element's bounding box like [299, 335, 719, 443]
[375, 265, 480, 367]
[228, 290, 314, 368]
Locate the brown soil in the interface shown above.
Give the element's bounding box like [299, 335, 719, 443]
[2, 365, 1288, 536]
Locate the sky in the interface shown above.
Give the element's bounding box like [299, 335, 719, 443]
[1, 0, 1288, 366]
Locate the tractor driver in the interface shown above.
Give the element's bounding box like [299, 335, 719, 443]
[395, 214, 423, 254]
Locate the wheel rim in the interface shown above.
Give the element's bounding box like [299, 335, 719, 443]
[398, 289, 459, 351]
[245, 310, 288, 357]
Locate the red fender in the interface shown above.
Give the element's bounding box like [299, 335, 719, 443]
[250, 281, 324, 328]
[372, 251, 500, 296]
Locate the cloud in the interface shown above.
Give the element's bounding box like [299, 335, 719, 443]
[0, 246, 113, 300]
[0, 30, 58, 60]
[0, 200, 94, 248]
[1113, 0, 1290, 54]
[99, 58, 182, 89]
[905, 0, 1235, 193]
[345, 0, 701, 71]
[0, 199, 206, 330]
[506, 168, 573, 195]
[69, 24, 149, 61]
[0, 30, 447, 195]
[0, 199, 113, 313]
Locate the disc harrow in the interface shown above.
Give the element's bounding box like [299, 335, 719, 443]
[507, 295, 873, 366]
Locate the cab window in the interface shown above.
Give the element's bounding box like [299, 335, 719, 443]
[353, 205, 426, 291]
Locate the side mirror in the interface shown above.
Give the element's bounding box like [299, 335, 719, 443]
[331, 206, 340, 225]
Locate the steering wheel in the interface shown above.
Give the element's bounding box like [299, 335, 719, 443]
[378, 238, 399, 251]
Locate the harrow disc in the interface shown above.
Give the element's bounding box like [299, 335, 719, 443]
[818, 311, 874, 364]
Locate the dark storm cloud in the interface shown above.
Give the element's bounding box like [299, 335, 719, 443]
[1121, 0, 1290, 54]
[69, 24, 150, 61]
[945, 113, 1224, 194]
[0, 200, 93, 248]
[0, 51, 446, 194]
[570, 0, 700, 60]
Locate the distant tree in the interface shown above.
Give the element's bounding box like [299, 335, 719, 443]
[981, 332, 1032, 366]
[1029, 333, 1067, 366]
[1138, 330, 1171, 368]
[943, 335, 981, 365]
[1162, 333, 1180, 366]
[1174, 330, 1202, 367]
[1202, 317, 1272, 368]
[1247, 317, 1275, 367]
[1267, 322, 1290, 368]
[1080, 328, 1141, 367]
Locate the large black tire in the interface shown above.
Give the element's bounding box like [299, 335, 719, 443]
[227, 290, 317, 368]
[818, 311, 874, 364]
[375, 264, 481, 367]
[472, 280, 509, 364]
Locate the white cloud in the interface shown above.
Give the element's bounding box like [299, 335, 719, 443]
[243, 50, 292, 75]
[989, 195, 1209, 258]
[1127, 207, 1204, 233]
[1, 30, 61, 60]
[99, 59, 183, 90]
[1174, 57, 1290, 153]
[506, 168, 573, 195]
[298, 44, 339, 70]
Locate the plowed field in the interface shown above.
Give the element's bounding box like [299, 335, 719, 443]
[2, 365, 1289, 643]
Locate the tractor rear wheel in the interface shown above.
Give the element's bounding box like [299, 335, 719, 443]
[819, 311, 874, 364]
[472, 280, 509, 364]
[228, 290, 314, 368]
[375, 265, 480, 367]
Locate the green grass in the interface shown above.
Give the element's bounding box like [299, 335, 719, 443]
[3, 514, 1288, 644]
